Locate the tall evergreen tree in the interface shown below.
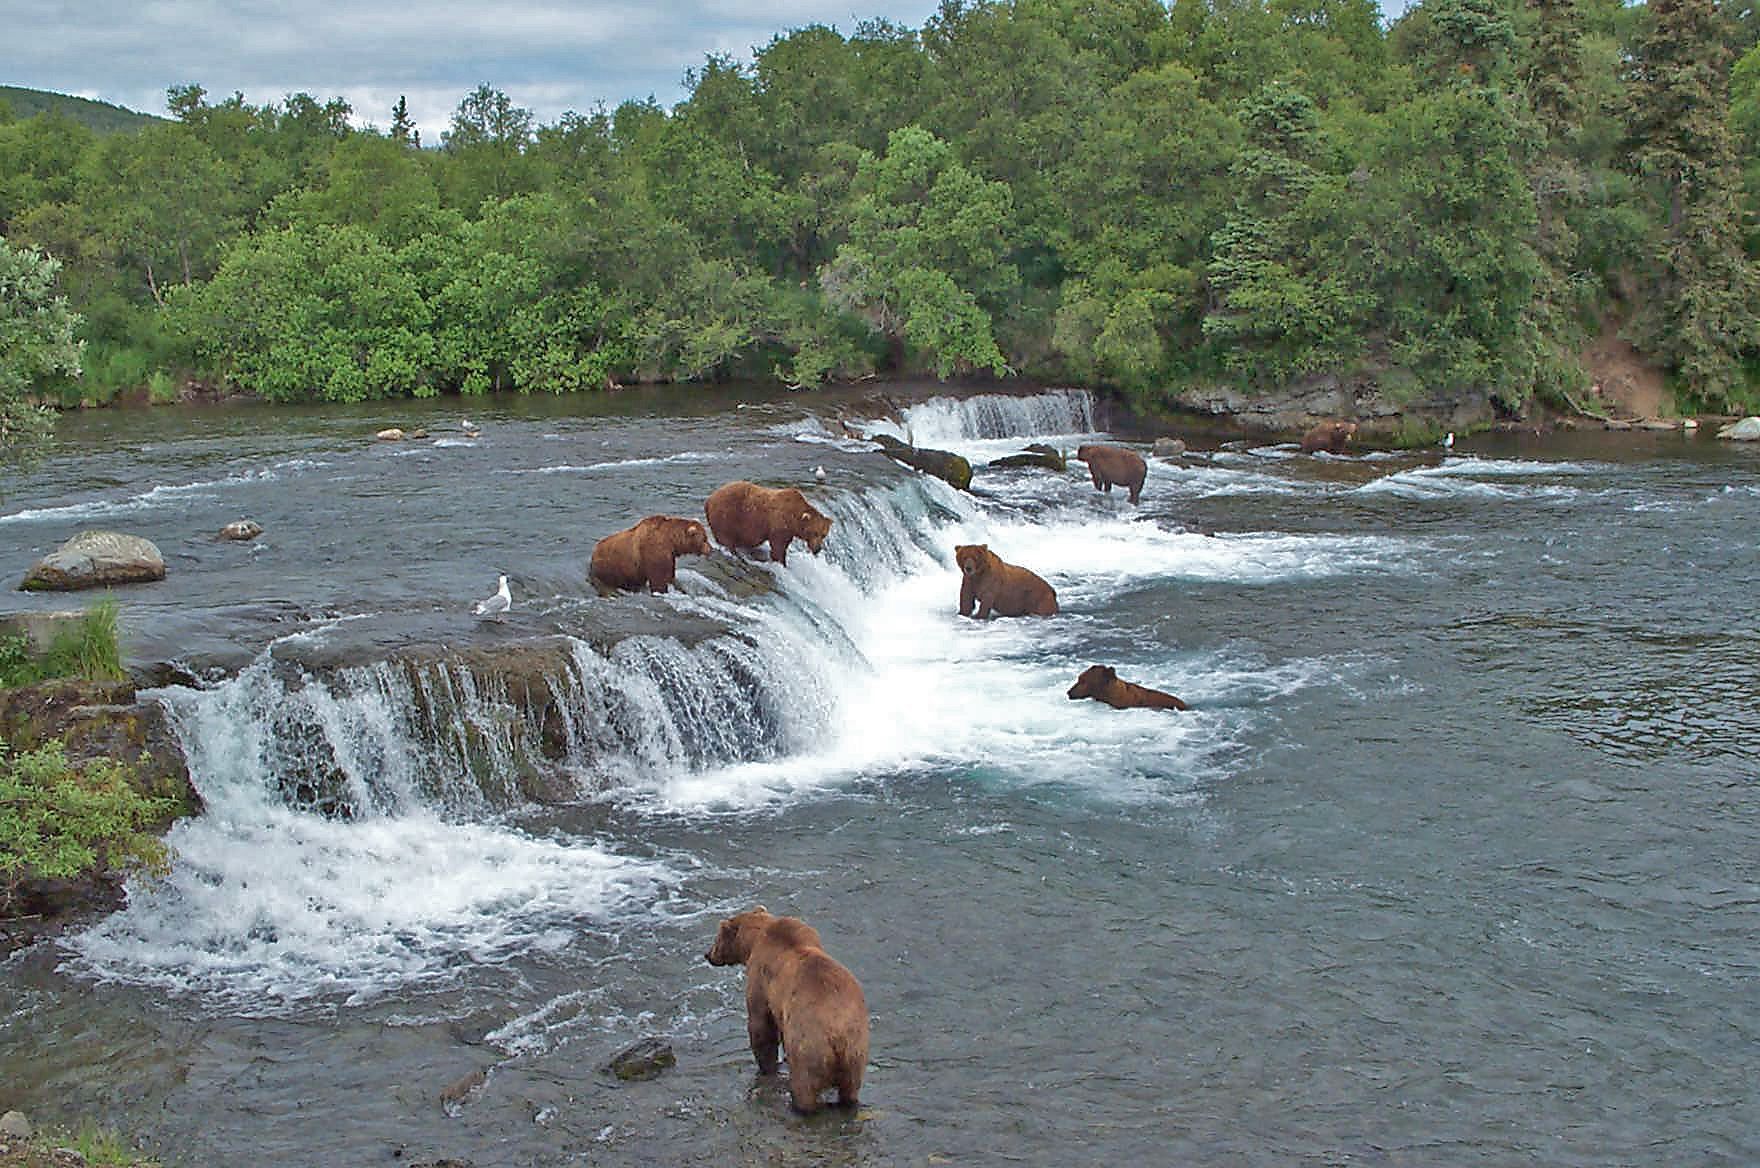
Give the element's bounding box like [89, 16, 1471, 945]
[1623, 0, 1759, 408]
[390, 96, 418, 147]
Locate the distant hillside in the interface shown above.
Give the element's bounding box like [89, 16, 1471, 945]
[0, 86, 161, 132]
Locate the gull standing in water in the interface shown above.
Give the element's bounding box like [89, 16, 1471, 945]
[1442, 431, 1455, 451]
[474, 574, 512, 618]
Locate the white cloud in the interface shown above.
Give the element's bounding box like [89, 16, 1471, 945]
[1, 0, 942, 131]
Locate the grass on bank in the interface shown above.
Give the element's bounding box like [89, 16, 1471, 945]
[0, 600, 126, 689]
[0, 1122, 166, 1168]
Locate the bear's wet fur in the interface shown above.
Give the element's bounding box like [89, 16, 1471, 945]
[704, 481, 833, 566]
[589, 515, 711, 594]
[1075, 443, 1148, 504]
[955, 544, 1058, 619]
[1300, 419, 1358, 454]
[1067, 664, 1189, 711]
[705, 906, 870, 1114]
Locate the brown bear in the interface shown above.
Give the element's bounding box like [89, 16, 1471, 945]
[589, 515, 711, 594]
[1075, 444, 1148, 504]
[704, 481, 833, 566]
[955, 544, 1058, 619]
[1299, 419, 1358, 454]
[705, 906, 869, 1114]
[1066, 664, 1189, 711]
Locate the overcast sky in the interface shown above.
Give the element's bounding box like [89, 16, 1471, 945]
[2, 0, 946, 135]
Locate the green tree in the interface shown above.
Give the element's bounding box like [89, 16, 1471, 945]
[174, 223, 432, 401]
[441, 84, 538, 210]
[1623, 0, 1760, 408]
[0, 239, 82, 467]
[390, 96, 418, 146]
[1203, 85, 1358, 383]
[821, 126, 1017, 377]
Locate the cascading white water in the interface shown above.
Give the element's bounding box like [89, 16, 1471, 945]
[895, 388, 1096, 446]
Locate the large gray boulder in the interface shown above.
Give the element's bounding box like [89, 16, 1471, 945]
[19, 530, 166, 591]
[1716, 416, 1760, 440]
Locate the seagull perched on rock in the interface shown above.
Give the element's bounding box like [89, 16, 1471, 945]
[474, 574, 512, 618]
[814, 465, 827, 481]
[1442, 431, 1455, 450]
[461, 418, 481, 438]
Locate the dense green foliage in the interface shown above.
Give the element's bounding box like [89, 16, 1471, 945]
[0, 239, 83, 467]
[0, 736, 173, 906]
[2, 0, 1757, 414]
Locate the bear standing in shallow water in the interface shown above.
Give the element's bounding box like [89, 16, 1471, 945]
[589, 515, 711, 594]
[955, 544, 1058, 618]
[1067, 664, 1189, 711]
[1075, 443, 1148, 504]
[704, 481, 833, 566]
[1300, 419, 1358, 454]
[705, 907, 869, 1114]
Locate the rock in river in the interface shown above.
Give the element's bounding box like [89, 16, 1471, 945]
[19, 530, 166, 591]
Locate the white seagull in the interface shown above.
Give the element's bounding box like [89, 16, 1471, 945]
[461, 418, 481, 438]
[814, 465, 827, 481]
[474, 574, 512, 617]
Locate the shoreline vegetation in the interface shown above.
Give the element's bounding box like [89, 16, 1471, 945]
[0, 1119, 163, 1168]
[0, 603, 195, 960]
[2, 0, 1758, 462]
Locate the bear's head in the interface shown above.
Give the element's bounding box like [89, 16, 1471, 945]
[1068, 664, 1116, 700]
[955, 544, 998, 578]
[672, 518, 712, 556]
[706, 905, 774, 966]
[796, 505, 832, 554]
[1076, 444, 1097, 462]
[1336, 421, 1359, 443]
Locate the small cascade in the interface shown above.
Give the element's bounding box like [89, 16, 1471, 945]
[151, 477, 971, 823]
[896, 388, 1096, 446]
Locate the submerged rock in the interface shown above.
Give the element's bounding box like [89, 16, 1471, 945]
[218, 519, 264, 541]
[1153, 437, 1187, 458]
[19, 530, 166, 591]
[1716, 416, 1760, 440]
[606, 1037, 676, 1081]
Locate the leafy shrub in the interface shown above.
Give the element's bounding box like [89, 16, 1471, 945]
[0, 736, 175, 905]
[145, 369, 180, 405]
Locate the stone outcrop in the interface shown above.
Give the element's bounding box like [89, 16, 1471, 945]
[1717, 416, 1760, 440]
[19, 530, 166, 591]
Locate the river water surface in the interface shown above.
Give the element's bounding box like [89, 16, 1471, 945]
[1, 385, 1756, 1166]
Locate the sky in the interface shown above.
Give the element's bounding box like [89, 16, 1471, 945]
[1, 0, 947, 135]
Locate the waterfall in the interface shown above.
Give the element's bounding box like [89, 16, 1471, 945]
[148, 475, 979, 823]
[897, 389, 1096, 446]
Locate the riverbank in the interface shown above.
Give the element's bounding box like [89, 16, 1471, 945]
[0, 1116, 161, 1168]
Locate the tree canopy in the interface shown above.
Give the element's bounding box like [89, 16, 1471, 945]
[2, 0, 1755, 415]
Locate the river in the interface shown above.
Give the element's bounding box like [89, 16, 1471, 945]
[1, 384, 1756, 1166]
